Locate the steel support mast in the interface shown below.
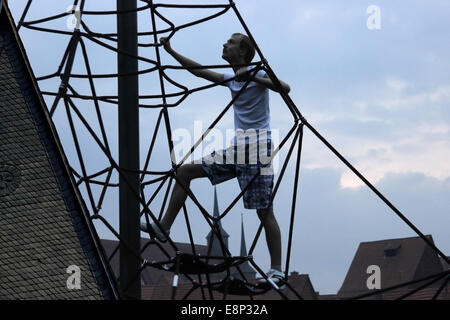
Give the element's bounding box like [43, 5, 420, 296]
[117, 0, 140, 300]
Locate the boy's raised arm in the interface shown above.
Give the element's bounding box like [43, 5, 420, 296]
[161, 37, 225, 85]
[235, 67, 291, 94]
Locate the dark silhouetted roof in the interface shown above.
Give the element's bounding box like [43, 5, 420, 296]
[0, 3, 117, 299]
[253, 272, 318, 300]
[337, 235, 445, 299]
[141, 271, 318, 300]
[101, 238, 209, 287]
[441, 256, 450, 271]
[102, 238, 317, 300]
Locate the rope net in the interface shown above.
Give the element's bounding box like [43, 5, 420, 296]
[15, 0, 449, 300]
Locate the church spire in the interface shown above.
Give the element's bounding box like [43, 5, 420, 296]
[240, 213, 247, 257]
[213, 186, 220, 217]
[234, 213, 256, 280]
[206, 186, 229, 256]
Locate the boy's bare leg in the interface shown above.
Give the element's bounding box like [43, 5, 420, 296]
[257, 208, 282, 271]
[159, 163, 208, 230]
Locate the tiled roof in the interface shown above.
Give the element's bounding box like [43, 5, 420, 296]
[0, 3, 117, 299]
[380, 286, 450, 300]
[441, 257, 450, 271]
[140, 271, 317, 300]
[104, 237, 317, 300]
[319, 286, 450, 300]
[101, 238, 209, 286]
[337, 235, 445, 299]
[254, 272, 318, 300]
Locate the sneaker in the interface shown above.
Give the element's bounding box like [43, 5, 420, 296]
[257, 269, 285, 289]
[140, 221, 170, 242]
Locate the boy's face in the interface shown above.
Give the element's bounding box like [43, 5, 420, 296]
[222, 34, 243, 63]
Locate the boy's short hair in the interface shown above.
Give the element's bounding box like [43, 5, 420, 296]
[233, 33, 255, 64]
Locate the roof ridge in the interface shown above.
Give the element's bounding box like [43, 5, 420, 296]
[359, 234, 433, 245]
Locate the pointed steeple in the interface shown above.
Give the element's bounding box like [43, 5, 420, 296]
[240, 213, 247, 257]
[233, 214, 256, 280]
[240, 213, 248, 257]
[213, 186, 220, 216]
[206, 187, 229, 256]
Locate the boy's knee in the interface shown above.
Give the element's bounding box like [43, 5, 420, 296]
[176, 164, 203, 183]
[176, 165, 192, 183]
[257, 207, 273, 221]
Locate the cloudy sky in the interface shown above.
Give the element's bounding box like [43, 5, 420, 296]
[8, 0, 450, 294]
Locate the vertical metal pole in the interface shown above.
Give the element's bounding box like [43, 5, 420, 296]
[117, 0, 140, 300]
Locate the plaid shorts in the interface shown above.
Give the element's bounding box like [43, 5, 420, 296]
[201, 140, 274, 210]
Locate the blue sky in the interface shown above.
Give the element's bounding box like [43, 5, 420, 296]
[8, 0, 450, 294]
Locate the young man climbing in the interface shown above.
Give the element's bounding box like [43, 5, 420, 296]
[141, 33, 291, 286]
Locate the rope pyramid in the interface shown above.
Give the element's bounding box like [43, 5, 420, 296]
[16, 0, 449, 300]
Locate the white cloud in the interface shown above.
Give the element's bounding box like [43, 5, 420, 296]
[386, 78, 410, 91]
[298, 112, 450, 190]
[296, 75, 450, 190]
[379, 85, 450, 110]
[337, 135, 450, 189]
[418, 122, 449, 135]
